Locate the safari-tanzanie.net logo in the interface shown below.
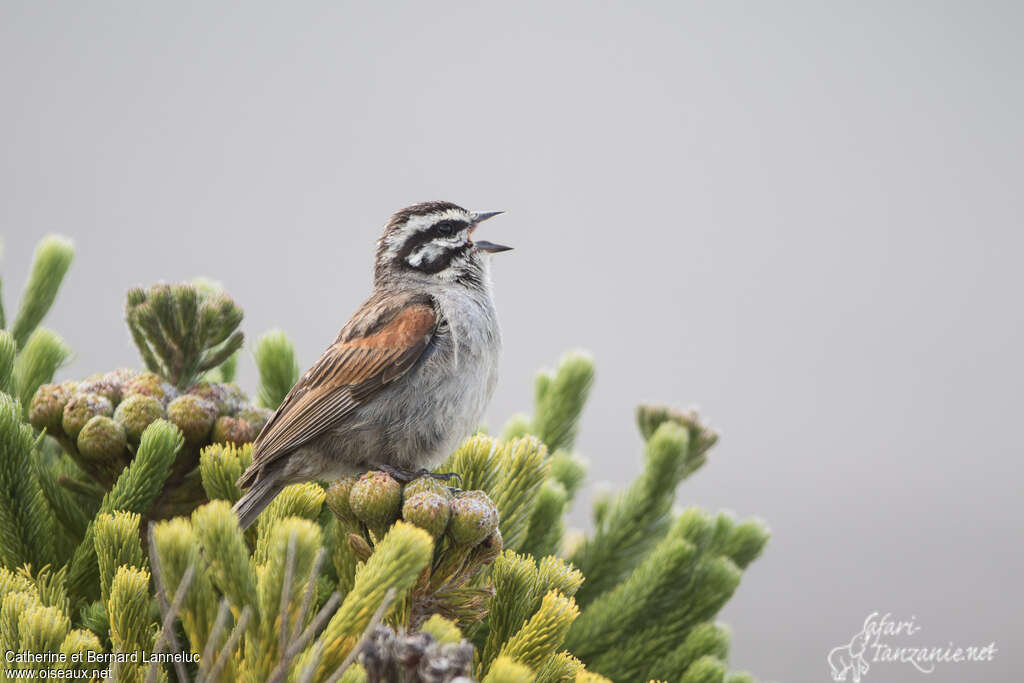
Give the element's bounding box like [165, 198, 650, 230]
[827, 612, 997, 681]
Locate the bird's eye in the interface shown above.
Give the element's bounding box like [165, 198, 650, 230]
[436, 222, 454, 235]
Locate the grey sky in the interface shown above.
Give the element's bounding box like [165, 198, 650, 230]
[2, 2, 1021, 681]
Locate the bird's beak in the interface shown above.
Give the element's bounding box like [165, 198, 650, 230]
[472, 211, 503, 223]
[470, 211, 512, 253]
[475, 240, 513, 253]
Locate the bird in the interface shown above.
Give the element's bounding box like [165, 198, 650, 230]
[232, 201, 511, 529]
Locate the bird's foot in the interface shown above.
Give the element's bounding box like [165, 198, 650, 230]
[424, 469, 463, 486]
[375, 464, 463, 487]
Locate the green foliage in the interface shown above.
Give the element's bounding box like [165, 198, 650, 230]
[503, 350, 594, 455]
[125, 282, 244, 388]
[441, 435, 548, 553]
[535, 650, 584, 683]
[32, 452, 91, 553]
[205, 350, 239, 384]
[520, 478, 568, 559]
[0, 331, 16, 396]
[531, 351, 594, 452]
[421, 613, 464, 645]
[0, 260, 768, 683]
[253, 328, 300, 410]
[93, 510, 145, 604]
[0, 567, 97, 680]
[548, 450, 586, 501]
[0, 394, 58, 570]
[200, 442, 252, 504]
[681, 655, 728, 683]
[9, 235, 74, 349]
[0, 236, 75, 430]
[150, 517, 219, 658]
[28, 356, 267, 521]
[191, 501, 259, 615]
[305, 521, 434, 680]
[482, 655, 534, 683]
[497, 590, 579, 671]
[65, 419, 183, 602]
[480, 552, 583, 674]
[649, 622, 731, 682]
[107, 565, 152, 655]
[13, 327, 71, 416]
[569, 419, 710, 607]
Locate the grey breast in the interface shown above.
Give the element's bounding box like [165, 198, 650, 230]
[302, 286, 500, 476]
[383, 287, 501, 468]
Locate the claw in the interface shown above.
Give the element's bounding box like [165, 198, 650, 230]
[374, 464, 418, 484]
[424, 470, 462, 485]
[374, 465, 463, 487]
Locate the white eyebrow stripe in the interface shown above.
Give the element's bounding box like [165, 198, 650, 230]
[406, 235, 464, 267]
[386, 210, 470, 256]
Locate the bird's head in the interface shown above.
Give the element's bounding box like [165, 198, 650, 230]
[375, 201, 510, 289]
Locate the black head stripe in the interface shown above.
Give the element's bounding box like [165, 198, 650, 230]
[374, 201, 479, 283]
[395, 228, 440, 264]
[415, 242, 473, 274]
[385, 201, 466, 233]
[394, 218, 470, 267]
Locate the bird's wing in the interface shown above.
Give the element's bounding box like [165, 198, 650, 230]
[239, 293, 439, 486]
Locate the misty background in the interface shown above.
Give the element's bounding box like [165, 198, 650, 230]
[2, 2, 1021, 681]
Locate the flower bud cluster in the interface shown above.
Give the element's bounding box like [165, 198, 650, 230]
[330, 472, 500, 549]
[30, 369, 269, 483]
[327, 471, 503, 627]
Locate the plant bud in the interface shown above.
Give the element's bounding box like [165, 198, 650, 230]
[349, 471, 402, 531]
[210, 416, 257, 445]
[107, 367, 138, 383]
[113, 394, 165, 444]
[166, 394, 216, 446]
[220, 383, 248, 412]
[402, 492, 451, 539]
[473, 529, 503, 566]
[98, 368, 138, 405]
[126, 287, 147, 307]
[448, 491, 499, 547]
[62, 393, 114, 440]
[636, 404, 673, 441]
[76, 373, 123, 405]
[347, 533, 374, 562]
[403, 476, 453, 503]
[186, 381, 243, 416]
[29, 383, 73, 433]
[325, 475, 360, 525]
[77, 415, 127, 462]
[636, 403, 718, 452]
[123, 372, 178, 406]
[235, 404, 271, 432]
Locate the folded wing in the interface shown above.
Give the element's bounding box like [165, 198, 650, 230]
[237, 293, 439, 487]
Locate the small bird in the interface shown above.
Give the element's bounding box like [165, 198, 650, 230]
[233, 202, 511, 529]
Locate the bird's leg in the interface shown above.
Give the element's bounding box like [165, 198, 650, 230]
[421, 469, 463, 485]
[375, 464, 462, 486]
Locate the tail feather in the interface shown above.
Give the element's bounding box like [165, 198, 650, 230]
[232, 474, 285, 530]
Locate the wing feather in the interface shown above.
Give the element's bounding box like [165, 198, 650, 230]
[238, 294, 438, 486]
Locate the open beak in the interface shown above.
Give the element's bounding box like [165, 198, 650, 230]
[470, 211, 512, 253]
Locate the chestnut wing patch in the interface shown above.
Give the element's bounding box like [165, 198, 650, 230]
[239, 301, 438, 485]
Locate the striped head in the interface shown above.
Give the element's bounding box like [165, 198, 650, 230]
[375, 201, 511, 288]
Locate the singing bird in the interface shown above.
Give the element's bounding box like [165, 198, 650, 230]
[232, 202, 511, 529]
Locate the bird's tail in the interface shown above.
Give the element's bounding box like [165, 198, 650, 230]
[232, 473, 285, 530]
